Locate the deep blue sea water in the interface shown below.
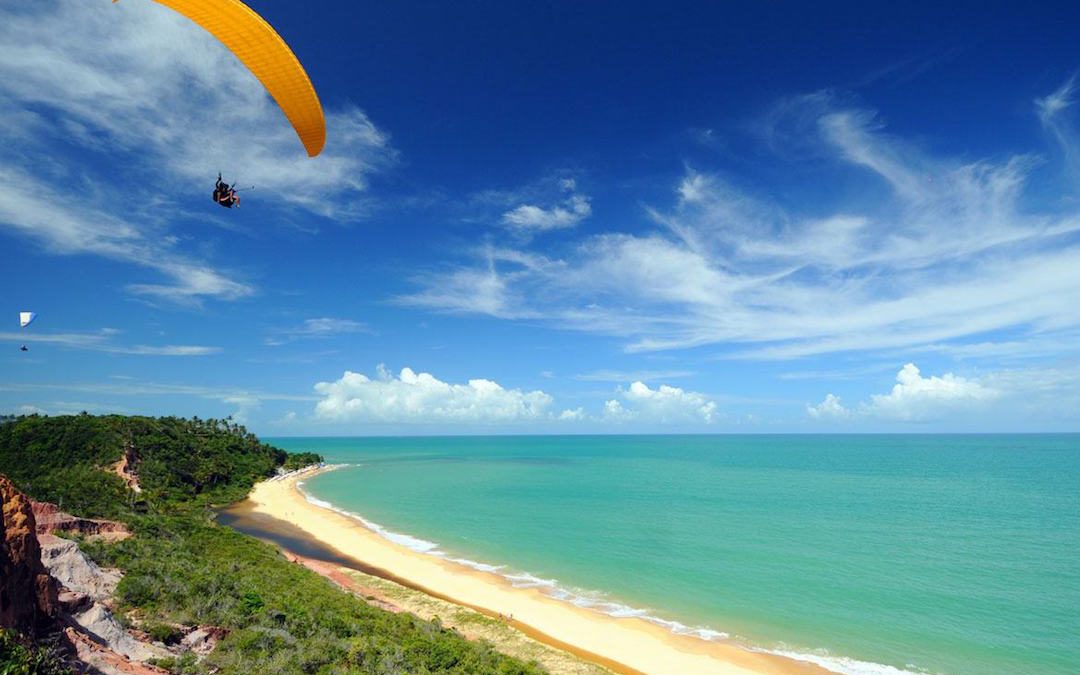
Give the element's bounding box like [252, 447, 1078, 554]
[267, 435, 1080, 675]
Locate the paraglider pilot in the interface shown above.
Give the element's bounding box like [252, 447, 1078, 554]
[213, 173, 240, 209]
[19, 311, 35, 351]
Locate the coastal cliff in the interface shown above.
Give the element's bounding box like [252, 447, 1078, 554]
[32, 500, 131, 541]
[0, 474, 59, 638]
[0, 414, 546, 675]
[1, 474, 176, 674]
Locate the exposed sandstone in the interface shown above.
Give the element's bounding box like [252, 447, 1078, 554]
[39, 534, 122, 602]
[112, 442, 142, 494]
[69, 602, 173, 663]
[0, 474, 59, 637]
[4, 476, 223, 671]
[31, 500, 131, 541]
[63, 626, 170, 675]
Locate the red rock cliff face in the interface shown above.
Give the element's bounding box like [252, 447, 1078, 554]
[31, 500, 131, 540]
[0, 474, 59, 636]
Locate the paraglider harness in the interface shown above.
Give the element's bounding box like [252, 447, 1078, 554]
[213, 173, 240, 209]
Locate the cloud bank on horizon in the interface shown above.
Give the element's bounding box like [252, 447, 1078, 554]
[308, 366, 720, 430]
[4, 1, 1080, 432]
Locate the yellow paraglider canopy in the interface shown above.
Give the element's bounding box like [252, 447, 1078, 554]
[113, 0, 325, 157]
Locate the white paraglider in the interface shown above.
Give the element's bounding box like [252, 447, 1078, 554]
[19, 311, 35, 351]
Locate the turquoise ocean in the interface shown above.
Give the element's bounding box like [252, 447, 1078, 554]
[266, 435, 1079, 675]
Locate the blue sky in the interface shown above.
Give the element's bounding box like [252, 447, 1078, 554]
[4, 0, 1080, 434]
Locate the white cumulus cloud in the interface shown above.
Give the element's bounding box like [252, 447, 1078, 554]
[313, 366, 554, 424]
[604, 381, 718, 423]
[865, 363, 998, 420]
[807, 393, 850, 419]
[810, 363, 999, 423]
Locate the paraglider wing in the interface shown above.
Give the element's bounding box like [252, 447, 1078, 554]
[114, 0, 326, 157]
[19, 311, 36, 328]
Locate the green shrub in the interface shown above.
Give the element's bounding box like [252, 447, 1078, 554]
[0, 414, 546, 674]
[145, 622, 182, 645]
[0, 629, 70, 675]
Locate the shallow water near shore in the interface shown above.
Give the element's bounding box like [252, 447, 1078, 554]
[265, 434, 1080, 675]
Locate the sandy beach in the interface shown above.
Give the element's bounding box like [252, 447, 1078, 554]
[241, 466, 830, 675]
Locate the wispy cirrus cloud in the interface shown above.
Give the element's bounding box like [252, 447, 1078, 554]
[0, 166, 254, 304]
[465, 174, 592, 234]
[397, 245, 550, 319]
[0, 329, 219, 356]
[0, 0, 394, 303]
[2, 379, 317, 423]
[400, 83, 1080, 360]
[295, 318, 370, 335]
[502, 178, 592, 233]
[0, 380, 316, 403]
[1036, 75, 1079, 177]
[0, 1, 394, 215]
[265, 317, 371, 346]
[574, 369, 695, 383]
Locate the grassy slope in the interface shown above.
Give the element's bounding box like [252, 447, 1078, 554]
[0, 414, 544, 675]
[335, 567, 613, 675]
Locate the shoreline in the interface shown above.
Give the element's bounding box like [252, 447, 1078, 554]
[236, 465, 830, 675]
[276, 550, 615, 674]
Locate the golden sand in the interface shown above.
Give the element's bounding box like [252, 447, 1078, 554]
[244, 467, 829, 675]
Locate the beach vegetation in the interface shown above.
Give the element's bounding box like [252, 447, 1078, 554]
[145, 622, 184, 646]
[0, 414, 294, 518]
[0, 414, 545, 674]
[147, 653, 199, 674]
[282, 451, 323, 472]
[0, 629, 69, 675]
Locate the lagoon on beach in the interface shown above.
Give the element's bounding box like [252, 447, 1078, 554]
[235, 435, 1080, 675]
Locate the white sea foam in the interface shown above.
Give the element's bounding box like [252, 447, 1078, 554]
[758, 648, 931, 675]
[366, 523, 441, 554]
[292, 473, 933, 675]
[504, 572, 558, 589]
[297, 485, 443, 554]
[446, 557, 505, 573]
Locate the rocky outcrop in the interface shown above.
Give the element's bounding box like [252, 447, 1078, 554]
[31, 500, 131, 541]
[180, 625, 227, 658]
[35, 533, 171, 663]
[69, 602, 173, 663]
[0, 474, 59, 637]
[3, 476, 221, 672]
[64, 626, 171, 675]
[39, 534, 122, 603]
